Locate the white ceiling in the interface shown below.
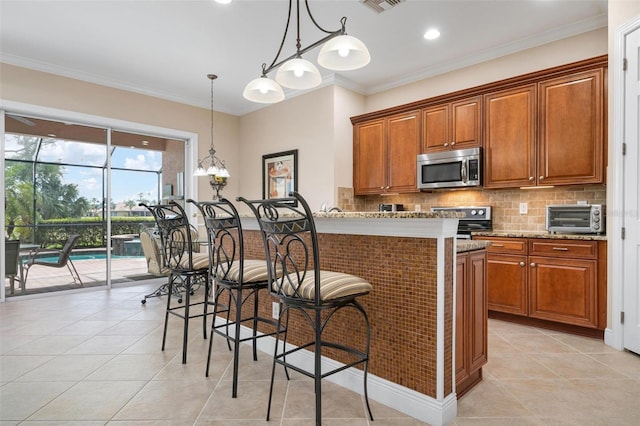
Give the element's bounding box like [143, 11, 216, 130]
[0, 0, 607, 117]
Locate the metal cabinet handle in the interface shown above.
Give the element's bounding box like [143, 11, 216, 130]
[492, 244, 505, 247]
[539, 176, 544, 181]
[529, 176, 534, 181]
[444, 142, 449, 147]
[380, 186, 385, 190]
[451, 141, 456, 146]
[552, 247, 569, 251]
[519, 261, 525, 267]
[386, 186, 390, 190]
[530, 262, 536, 267]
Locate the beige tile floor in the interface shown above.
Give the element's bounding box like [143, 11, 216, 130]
[1, 280, 639, 425]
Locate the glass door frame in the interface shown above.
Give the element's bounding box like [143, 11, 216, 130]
[1, 100, 200, 302]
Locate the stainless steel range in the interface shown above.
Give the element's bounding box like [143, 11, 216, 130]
[431, 206, 493, 239]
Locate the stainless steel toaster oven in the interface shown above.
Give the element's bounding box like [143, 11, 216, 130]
[546, 204, 605, 234]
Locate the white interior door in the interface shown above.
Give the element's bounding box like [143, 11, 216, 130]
[623, 24, 640, 355]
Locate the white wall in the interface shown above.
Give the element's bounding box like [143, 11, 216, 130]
[365, 28, 607, 113]
[333, 86, 366, 195]
[238, 86, 335, 211]
[0, 63, 240, 204]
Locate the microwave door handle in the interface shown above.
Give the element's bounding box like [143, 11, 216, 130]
[461, 159, 467, 183]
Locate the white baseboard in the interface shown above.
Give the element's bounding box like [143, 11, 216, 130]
[604, 327, 623, 351]
[214, 317, 458, 426]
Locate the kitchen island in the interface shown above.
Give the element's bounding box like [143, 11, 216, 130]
[235, 211, 489, 425]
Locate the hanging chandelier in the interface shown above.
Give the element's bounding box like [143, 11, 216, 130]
[194, 74, 230, 200]
[243, 0, 370, 104]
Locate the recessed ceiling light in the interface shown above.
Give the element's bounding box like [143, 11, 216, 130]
[214, 0, 232, 4]
[424, 28, 440, 40]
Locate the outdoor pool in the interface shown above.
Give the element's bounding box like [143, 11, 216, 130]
[33, 253, 142, 263]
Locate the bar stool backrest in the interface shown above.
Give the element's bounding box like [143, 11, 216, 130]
[240, 192, 322, 305]
[139, 202, 199, 273]
[189, 198, 242, 284]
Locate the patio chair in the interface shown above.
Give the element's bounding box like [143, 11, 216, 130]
[22, 234, 83, 287]
[4, 239, 22, 294]
[139, 226, 181, 304]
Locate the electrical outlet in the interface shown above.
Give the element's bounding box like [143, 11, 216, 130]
[272, 302, 280, 319]
[415, 204, 421, 212]
[519, 202, 528, 214]
[577, 200, 588, 205]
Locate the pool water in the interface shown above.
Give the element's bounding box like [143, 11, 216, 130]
[33, 254, 141, 263]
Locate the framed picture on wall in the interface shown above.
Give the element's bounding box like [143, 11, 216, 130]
[262, 149, 298, 205]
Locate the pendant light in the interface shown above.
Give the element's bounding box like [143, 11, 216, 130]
[243, 0, 370, 104]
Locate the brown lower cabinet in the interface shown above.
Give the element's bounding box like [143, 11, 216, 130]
[473, 236, 607, 335]
[456, 249, 488, 397]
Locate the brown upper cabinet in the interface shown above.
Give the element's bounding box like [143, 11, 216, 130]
[351, 56, 607, 192]
[421, 96, 482, 153]
[484, 68, 604, 188]
[353, 111, 421, 195]
[484, 85, 537, 188]
[538, 69, 604, 186]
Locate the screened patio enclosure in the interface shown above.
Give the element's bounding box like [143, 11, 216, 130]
[3, 113, 187, 297]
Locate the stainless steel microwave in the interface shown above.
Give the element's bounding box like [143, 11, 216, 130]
[417, 147, 482, 190]
[546, 204, 605, 234]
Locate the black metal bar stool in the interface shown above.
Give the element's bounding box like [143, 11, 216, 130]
[140, 201, 212, 364]
[240, 191, 374, 425]
[189, 198, 285, 398]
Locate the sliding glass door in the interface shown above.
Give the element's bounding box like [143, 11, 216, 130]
[2, 113, 186, 298]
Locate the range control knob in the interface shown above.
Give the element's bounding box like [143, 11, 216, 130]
[471, 210, 477, 215]
[478, 209, 484, 216]
[593, 210, 600, 215]
[594, 224, 600, 230]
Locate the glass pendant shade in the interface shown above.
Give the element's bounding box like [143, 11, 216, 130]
[218, 167, 230, 178]
[194, 166, 208, 177]
[317, 35, 370, 71]
[206, 165, 220, 176]
[243, 76, 285, 103]
[275, 57, 322, 89]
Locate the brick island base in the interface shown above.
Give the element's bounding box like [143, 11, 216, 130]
[234, 215, 459, 425]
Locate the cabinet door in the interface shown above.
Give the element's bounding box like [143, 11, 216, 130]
[387, 111, 420, 193]
[484, 85, 536, 188]
[422, 97, 482, 153]
[455, 254, 470, 385]
[529, 256, 598, 328]
[487, 253, 528, 315]
[422, 104, 449, 152]
[538, 69, 604, 185]
[451, 96, 482, 150]
[353, 119, 386, 195]
[468, 250, 488, 372]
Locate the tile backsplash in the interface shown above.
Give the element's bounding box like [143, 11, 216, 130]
[338, 185, 607, 233]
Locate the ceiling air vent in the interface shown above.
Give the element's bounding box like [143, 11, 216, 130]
[361, 0, 405, 13]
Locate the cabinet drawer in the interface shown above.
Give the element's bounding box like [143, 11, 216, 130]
[529, 239, 597, 259]
[475, 237, 527, 254]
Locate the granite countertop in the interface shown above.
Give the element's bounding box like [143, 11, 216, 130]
[472, 231, 607, 241]
[313, 211, 463, 219]
[457, 240, 492, 253]
[238, 211, 463, 219]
